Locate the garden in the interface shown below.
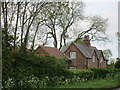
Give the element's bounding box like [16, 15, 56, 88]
[1, 1, 120, 89]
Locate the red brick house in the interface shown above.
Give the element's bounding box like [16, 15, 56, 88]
[34, 45, 66, 59]
[61, 35, 107, 69]
[34, 36, 107, 69]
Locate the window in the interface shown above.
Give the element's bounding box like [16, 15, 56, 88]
[84, 61, 87, 65]
[70, 67, 76, 70]
[70, 52, 76, 59]
[92, 55, 95, 62]
[100, 56, 103, 63]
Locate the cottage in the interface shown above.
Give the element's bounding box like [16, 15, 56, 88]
[35, 36, 107, 69]
[61, 35, 107, 69]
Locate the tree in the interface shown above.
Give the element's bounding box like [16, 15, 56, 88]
[74, 16, 108, 42]
[116, 32, 120, 57]
[58, 2, 84, 49]
[115, 58, 120, 69]
[103, 49, 112, 61]
[41, 2, 84, 49]
[1, 2, 109, 51]
[40, 2, 108, 49]
[1, 2, 48, 52]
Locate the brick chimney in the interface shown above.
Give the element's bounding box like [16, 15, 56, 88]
[83, 35, 90, 46]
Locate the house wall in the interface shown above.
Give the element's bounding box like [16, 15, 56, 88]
[87, 52, 98, 68]
[65, 43, 87, 69]
[98, 55, 107, 68]
[99, 60, 106, 68]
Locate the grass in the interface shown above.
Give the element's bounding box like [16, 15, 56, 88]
[55, 73, 120, 88]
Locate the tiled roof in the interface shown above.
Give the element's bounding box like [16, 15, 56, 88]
[60, 46, 69, 52]
[61, 42, 103, 59]
[74, 43, 95, 58]
[95, 50, 102, 59]
[36, 46, 66, 59]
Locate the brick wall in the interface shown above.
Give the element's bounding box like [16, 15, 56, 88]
[98, 53, 107, 68]
[65, 43, 87, 69]
[99, 58, 107, 68]
[87, 52, 99, 68]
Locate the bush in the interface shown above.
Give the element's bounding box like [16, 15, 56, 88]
[2, 52, 68, 88]
[70, 69, 94, 81]
[3, 51, 120, 88]
[90, 68, 120, 79]
[115, 58, 120, 69]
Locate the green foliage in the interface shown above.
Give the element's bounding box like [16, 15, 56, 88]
[74, 38, 83, 44]
[103, 49, 112, 60]
[115, 58, 120, 69]
[3, 49, 120, 88]
[107, 63, 115, 68]
[56, 72, 120, 88]
[2, 51, 69, 88]
[90, 68, 120, 78]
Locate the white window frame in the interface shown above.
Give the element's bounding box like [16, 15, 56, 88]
[70, 67, 76, 70]
[70, 52, 76, 59]
[93, 55, 95, 62]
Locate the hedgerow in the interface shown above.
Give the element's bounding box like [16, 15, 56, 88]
[2, 52, 120, 88]
[90, 68, 120, 78]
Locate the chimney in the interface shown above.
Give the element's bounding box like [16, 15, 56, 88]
[83, 35, 90, 46]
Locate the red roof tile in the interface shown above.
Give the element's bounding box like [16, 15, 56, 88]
[36, 46, 66, 59]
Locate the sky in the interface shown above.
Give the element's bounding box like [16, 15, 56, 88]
[81, 0, 119, 59]
[33, 0, 119, 59]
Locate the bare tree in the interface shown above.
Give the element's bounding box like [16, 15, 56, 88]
[14, 2, 21, 48]
[74, 16, 108, 42]
[1, 2, 47, 52]
[42, 2, 61, 48]
[58, 2, 84, 49]
[1, 2, 109, 52]
[41, 2, 84, 49]
[2, 2, 9, 47]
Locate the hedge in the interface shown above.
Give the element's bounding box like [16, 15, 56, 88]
[90, 68, 120, 79]
[3, 52, 120, 88]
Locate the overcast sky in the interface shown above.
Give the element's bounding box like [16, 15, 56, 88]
[34, 0, 119, 59]
[49, 0, 119, 59]
[81, 0, 118, 59]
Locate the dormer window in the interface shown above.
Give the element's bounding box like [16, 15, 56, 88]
[70, 52, 76, 59]
[93, 55, 95, 62]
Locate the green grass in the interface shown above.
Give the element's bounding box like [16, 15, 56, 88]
[55, 73, 120, 88]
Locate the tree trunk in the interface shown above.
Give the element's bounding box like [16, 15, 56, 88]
[63, 36, 66, 46]
[14, 2, 20, 48]
[59, 34, 63, 50]
[21, 2, 27, 49]
[53, 28, 57, 48]
[31, 22, 40, 51]
[2, 2, 8, 47]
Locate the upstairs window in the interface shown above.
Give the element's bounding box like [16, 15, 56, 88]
[92, 55, 95, 62]
[84, 61, 87, 65]
[100, 56, 103, 63]
[70, 52, 76, 59]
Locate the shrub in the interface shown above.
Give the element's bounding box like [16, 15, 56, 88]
[70, 69, 94, 81]
[115, 58, 120, 69]
[2, 52, 68, 88]
[90, 68, 120, 79]
[3, 51, 120, 88]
